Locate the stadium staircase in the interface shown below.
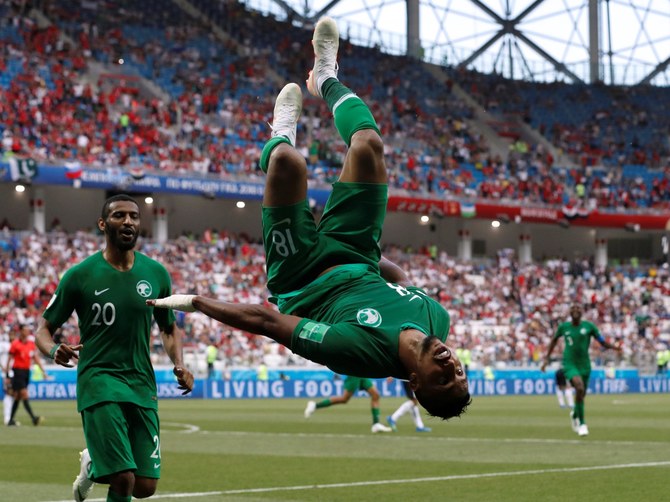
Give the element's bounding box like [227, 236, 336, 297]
[423, 62, 564, 166]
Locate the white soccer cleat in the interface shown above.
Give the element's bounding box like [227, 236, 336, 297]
[577, 424, 589, 437]
[570, 411, 579, 432]
[371, 422, 392, 433]
[73, 448, 95, 502]
[270, 83, 303, 147]
[304, 400, 316, 419]
[306, 17, 339, 98]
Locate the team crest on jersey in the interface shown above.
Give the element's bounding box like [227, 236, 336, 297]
[136, 280, 153, 298]
[356, 308, 382, 327]
[580, 328, 587, 334]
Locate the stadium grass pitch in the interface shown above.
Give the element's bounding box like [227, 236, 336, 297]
[1, 394, 668, 501]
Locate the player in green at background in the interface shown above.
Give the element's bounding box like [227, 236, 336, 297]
[541, 303, 621, 436]
[304, 376, 393, 433]
[35, 194, 194, 502]
[150, 17, 470, 421]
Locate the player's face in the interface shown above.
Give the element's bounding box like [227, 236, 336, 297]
[102, 201, 140, 251]
[414, 335, 468, 401]
[570, 305, 582, 323]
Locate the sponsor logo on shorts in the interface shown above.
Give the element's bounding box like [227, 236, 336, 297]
[357, 308, 382, 327]
[136, 280, 153, 298]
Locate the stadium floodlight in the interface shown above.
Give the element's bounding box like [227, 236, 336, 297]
[420, 215, 430, 224]
[491, 220, 501, 228]
[236, 201, 246, 209]
[144, 196, 154, 205]
[15, 184, 26, 193]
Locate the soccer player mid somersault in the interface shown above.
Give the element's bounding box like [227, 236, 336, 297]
[150, 17, 470, 420]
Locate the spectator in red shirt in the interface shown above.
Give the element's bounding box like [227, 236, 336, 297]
[4, 324, 46, 426]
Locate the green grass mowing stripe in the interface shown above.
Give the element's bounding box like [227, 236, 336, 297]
[39, 461, 670, 502]
[1, 394, 667, 501]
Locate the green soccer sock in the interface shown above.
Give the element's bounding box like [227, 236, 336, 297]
[371, 407, 380, 424]
[316, 399, 332, 409]
[107, 489, 132, 502]
[259, 136, 293, 173]
[574, 401, 585, 424]
[321, 78, 380, 146]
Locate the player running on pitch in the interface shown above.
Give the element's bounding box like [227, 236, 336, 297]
[542, 303, 621, 436]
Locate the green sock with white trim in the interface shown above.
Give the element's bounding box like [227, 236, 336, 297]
[321, 78, 380, 146]
[259, 136, 293, 173]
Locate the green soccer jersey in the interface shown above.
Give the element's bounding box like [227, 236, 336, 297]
[287, 265, 450, 378]
[43, 251, 175, 412]
[553, 320, 600, 370]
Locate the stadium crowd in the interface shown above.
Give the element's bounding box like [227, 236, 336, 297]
[0, 0, 665, 211]
[1, 230, 667, 373]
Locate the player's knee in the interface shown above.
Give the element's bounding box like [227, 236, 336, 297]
[133, 477, 158, 498]
[350, 130, 384, 160]
[109, 471, 135, 496]
[268, 144, 306, 178]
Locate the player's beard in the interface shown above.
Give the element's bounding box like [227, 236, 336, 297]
[106, 225, 138, 251]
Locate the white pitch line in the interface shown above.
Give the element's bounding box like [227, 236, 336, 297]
[161, 421, 200, 433]
[41, 461, 670, 502]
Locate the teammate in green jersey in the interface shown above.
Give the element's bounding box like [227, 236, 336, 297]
[304, 376, 393, 433]
[541, 303, 621, 436]
[35, 194, 194, 502]
[149, 17, 470, 421]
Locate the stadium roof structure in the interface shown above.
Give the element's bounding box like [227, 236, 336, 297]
[244, 0, 670, 86]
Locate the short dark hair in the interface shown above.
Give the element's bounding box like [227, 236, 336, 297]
[415, 390, 472, 420]
[101, 194, 139, 219]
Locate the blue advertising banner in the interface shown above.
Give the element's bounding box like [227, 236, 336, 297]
[0, 163, 332, 205]
[25, 376, 670, 400]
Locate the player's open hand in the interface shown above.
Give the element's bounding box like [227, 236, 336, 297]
[53, 344, 82, 368]
[174, 365, 194, 395]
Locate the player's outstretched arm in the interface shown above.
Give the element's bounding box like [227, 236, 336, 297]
[596, 334, 623, 353]
[148, 295, 303, 347]
[35, 318, 82, 368]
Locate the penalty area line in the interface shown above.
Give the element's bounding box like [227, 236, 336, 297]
[42, 460, 670, 501]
